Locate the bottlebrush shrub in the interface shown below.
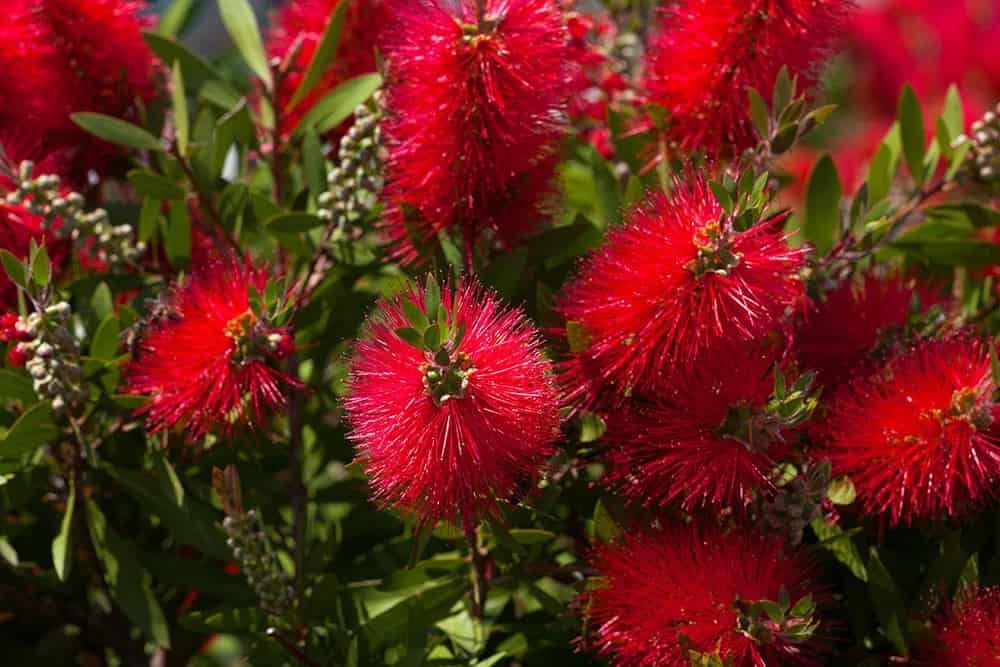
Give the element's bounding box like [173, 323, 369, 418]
[4, 0, 1000, 665]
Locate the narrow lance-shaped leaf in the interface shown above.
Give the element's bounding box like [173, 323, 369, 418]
[898, 85, 926, 187]
[52, 483, 75, 581]
[288, 0, 349, 109]
[71, 113, 164, 152]
[171, 62, 189, 154]
[216, 0, 272, 87]
[804, 154, 842, 257]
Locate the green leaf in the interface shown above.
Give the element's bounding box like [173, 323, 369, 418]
[867, 547, 909, 655]
[747, 87, 770, 138]
[104, 465, 228, 560]
[90, 316, 120, 361]
[892, 239, 1000, 267]
[509, 529, 556, 545]
[127, 170, 185, 200]
[827, 476, 856, 505]
[2, 403, 58, 459]
[566, 320, 591, 353]
[216, 0, 271, 86]
[165, 201, 191, 269]
[402, 300, 429, 332]
[294, 73, 383, 137]
[91, 282, 113, 322]
[302, 128, 327, 197]
[71, 113, 163, 152]
[219, 183, 250, 224]
[138, 197, 162, 243]
[30, 245, 50, 287]
[769, 123, 799, 155]
[362, 580, 467, 651]
[772, 66, 793, 118]
[86, 501, 170, 648]
[942, 84, 964, 139]
[423, 324, 442, 350]
[593, 499, 622, 543]
[0, 369, 37, 404]
[898, 85, 926, 186]
[264, 211, 324, 233]
[804, 154, 842, 256]
[288, 0, 349, 109]
[811, 519, 867, 582]
[171, 62, 190, 154]
[424, 275, 441, 323]
[0, 250, 26, 289]
[395, 327, 424, 348]
[579, 411, 607, 443]
[52, 483, 75, 581]
[936, 118, 954, 161]
[159, 0, 198, 38]
[867, 143, 895, 204]
[0, 537, 17, 566]
[144, 32, 224, 89]
[709, 180, 734, 216]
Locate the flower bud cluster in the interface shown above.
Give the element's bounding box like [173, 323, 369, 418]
[964, 102, 1000, 182]
[5, 161, 146, 269]
[317, 96, 384, 235]
[759, 463, 831, 545]
[222, 510, 294, 615]
[19, 302, 87, 416]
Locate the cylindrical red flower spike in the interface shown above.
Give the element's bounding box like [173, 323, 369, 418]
[822, 336, 1000, 526]
[583, 524, 828, 667]
[921, 586, 1000, 666]
[345, 278, 562, 528]
[379, 0, 571, 265]
[0, 0, 158, 177]
[266, 0, 387, 139]
[605, 343, 799, 514]
[558, 174, 805, 409]
[125, 257, 297, 441]
[644, 0, 847, 156]
[794, 273, 941, 387]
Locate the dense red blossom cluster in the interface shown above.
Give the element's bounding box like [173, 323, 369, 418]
[643, 0, 846, 156]
[379, 0, 571, 264]
[558, 174, 805, 408]
[345, 279, 562, 527]
[585, 525, 828, 666]
[125, 257, 297, 441]
[0, 0, 158, 179]
[922, 586, 1000, 666]
[822, 336, 1000, 526]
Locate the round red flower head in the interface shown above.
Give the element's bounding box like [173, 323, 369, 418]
[266, 0, 387, 139]
[583, 524, 828, 667]
[644, 0, 847, 156]
[125, 257, 297, 441]
[921, 586, 1000, 666]
[558, 173, 805, 409]
[822, 336, 1000, 526]
[794, 273, 940, 387]
[605, 343, 814, 514]
[380, 0, 570, 265]
[0, 0, 158, 177]
[345, 277, 562, 527]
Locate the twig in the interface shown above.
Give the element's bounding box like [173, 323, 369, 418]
[465, 521, 489, 619]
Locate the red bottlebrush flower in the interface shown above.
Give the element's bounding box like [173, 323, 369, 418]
[605, 344, 794, 513]
[345, 278, 562, 527]
[125, 258, 297, 441]
[380, 0, 570, 265]
[921, 586, 1000, 666]
[266, 0, 387, 139]
[558, 174, 805, 408]
[0, 0, 158, 177]
[7, 344, 29, 368]
[822, 336, 1000, 526]
[583, 524, 828, 667]
[644, 0, 847, 156]
[794, 273, 940, 386]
